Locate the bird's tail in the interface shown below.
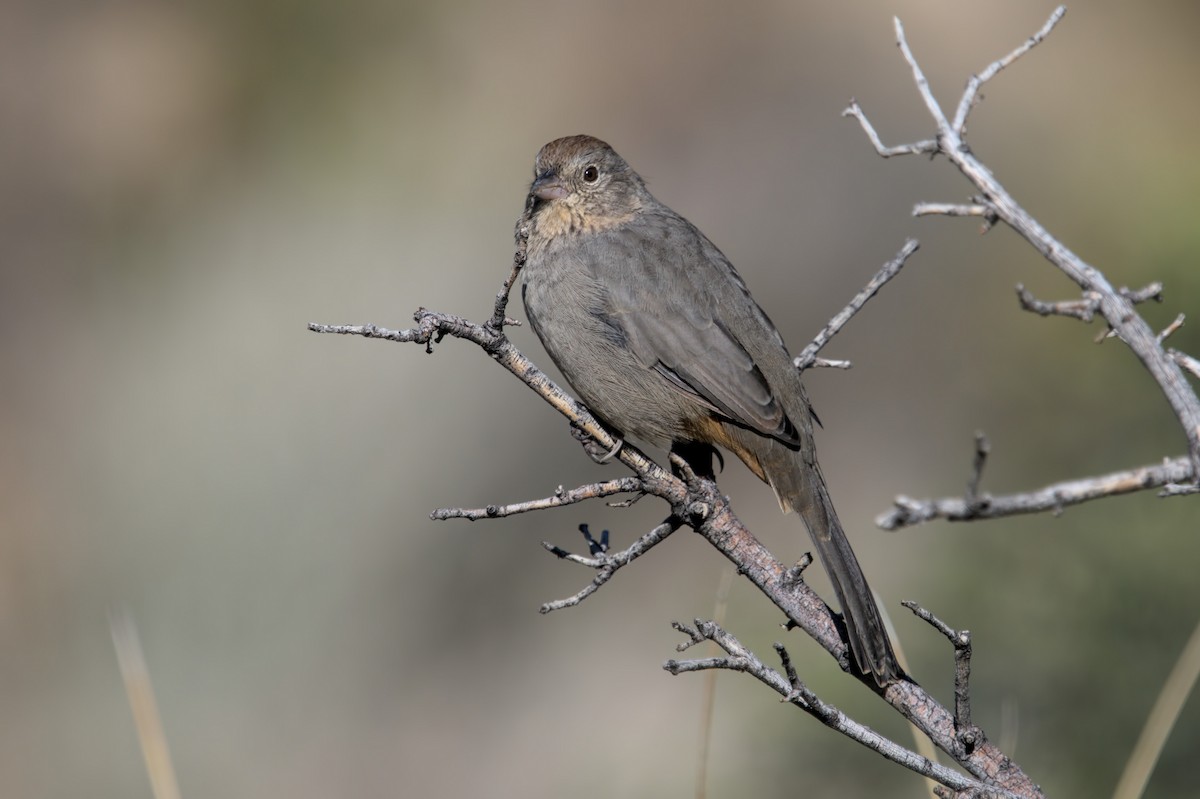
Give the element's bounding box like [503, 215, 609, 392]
[765, 443, 901, 686]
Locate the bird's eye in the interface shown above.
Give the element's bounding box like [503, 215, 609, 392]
[582, 165, 599, 183]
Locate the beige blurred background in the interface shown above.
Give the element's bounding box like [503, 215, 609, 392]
[3, 1, 1199, 796]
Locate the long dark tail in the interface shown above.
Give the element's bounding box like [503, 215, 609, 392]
[764, 443, 901, 685]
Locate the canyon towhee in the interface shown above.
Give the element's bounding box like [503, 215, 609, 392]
[520, 134, 900, 685]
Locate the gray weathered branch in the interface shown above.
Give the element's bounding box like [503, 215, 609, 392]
[846, 4, 1200, 517]
[666, 620, 1023, 799]
[878, 454, 1194, 531]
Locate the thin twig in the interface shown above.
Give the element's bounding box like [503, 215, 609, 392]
[842, 102, 937, 158]
[952, 5, 1068, 132]
[1169, 348, 1200, 381]
[914, 203, 993, 219]
[1121, 283, 1164, 305]
[809, 356, 854, 370]
[1157, 313, 1186, 344]
[430, 477, 645, 520]
[487, 199, 535, 332]
[539, 518, 681, 612]
[893, 16, 952, 130]
[903, 602, 980, 753]
[795, 239, 919, 371]
[1015, 284, 1102, 322]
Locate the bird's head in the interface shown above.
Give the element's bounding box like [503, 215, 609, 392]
[527, 135, 648, 235]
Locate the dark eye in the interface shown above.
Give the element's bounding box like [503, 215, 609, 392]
[582, 165, 599, 183]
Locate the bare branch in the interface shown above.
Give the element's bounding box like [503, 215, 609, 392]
[853, 4, 1200, 483]
[893, 16, 953, 130]
[486, 199, 535, 333]
[904, 602, 981, 753]
[539, 518, 681, 612]
[1169, 348, 1200, 381]
[809, 356, 854, 370]
[914, 203, 994, 219]
[842, 101, 938, 158]
[651, 476, 1041, 793]
[431, 477, 645, 521]
[951, 5, 1068, 132]
[1158, 313, 1186, 344]
[665, 621, 1023, 799]
[795, 239, 919, 371]
[878, 455, 1195, 531]
[309, 318, 442, 349]
[1121, 282, 1165, 305]
[1015, 284, 1101, 322]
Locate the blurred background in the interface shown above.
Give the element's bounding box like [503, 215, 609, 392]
[2, 1, 1199, 796]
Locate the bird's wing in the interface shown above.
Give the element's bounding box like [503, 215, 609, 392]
[582, 216, 800, 446]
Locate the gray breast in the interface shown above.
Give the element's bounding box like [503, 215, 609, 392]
[521, 248, 697, 448]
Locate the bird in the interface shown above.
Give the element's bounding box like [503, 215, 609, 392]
[519, 134, 900, 685]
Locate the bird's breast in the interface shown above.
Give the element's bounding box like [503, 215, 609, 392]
[522, 245, 699, 448]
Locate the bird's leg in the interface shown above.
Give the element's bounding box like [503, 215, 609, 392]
[570, 421, 624, 464]
[670, 441, 722, 481]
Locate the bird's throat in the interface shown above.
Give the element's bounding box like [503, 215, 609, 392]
[533, 201, 636, 239]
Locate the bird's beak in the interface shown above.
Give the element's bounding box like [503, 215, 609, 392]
[531, 172, 568, 201]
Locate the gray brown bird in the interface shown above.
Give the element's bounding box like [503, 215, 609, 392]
[520, 134, 900, 685]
